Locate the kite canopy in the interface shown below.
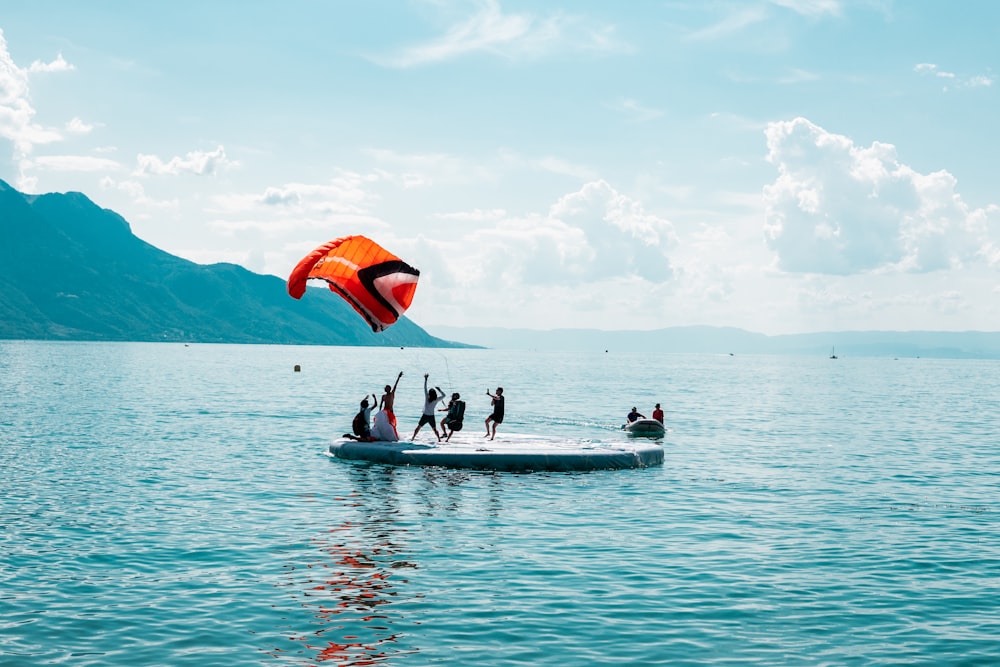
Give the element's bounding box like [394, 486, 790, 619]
[287, 235, 420, 332]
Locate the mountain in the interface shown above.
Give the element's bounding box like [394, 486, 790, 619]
[424, 325, 1000, 359]
[0, 179, 466, 347]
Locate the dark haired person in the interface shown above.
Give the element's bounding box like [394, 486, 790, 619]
[441, 392, 466, 441]
[485, 387, 505, 440]
[344, 394, 377, 441]
[412, 373, 445, 441]
[652, 403, 664, 424]
[379, 371, 403, 439]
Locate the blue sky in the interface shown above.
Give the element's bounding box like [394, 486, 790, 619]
[2, 1, 998, 334]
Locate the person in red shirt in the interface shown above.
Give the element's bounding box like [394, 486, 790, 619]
[652, 403, 664, 424]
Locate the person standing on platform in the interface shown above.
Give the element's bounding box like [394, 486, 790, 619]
[412, 373, 445, 441]
[379, 371, 403, 438]
[485, 387, 505, 440]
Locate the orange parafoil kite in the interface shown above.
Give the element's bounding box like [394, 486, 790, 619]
[287, 236, 420, 332]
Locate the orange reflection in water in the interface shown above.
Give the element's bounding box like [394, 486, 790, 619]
[291, 519, 411, 666]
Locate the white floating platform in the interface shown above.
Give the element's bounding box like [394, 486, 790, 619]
[328, 433, 664, 472]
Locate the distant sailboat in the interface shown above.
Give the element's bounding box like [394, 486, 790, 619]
[830, 347, 838, 359]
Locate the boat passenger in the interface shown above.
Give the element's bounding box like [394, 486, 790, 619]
[627, 407, 645, 423]
[652, 403, 664, 424]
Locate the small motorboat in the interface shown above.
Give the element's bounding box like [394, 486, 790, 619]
[622, 418, 666, 437]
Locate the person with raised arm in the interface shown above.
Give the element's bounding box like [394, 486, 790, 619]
[378, 371, 403, 435]
[485, 387, 505, 440]
[412, 373, 446, 441]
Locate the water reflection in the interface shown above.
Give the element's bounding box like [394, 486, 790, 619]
[278, 466, 417, 666]
[278, 462, 530, 665]
[304, 520, 405, 664]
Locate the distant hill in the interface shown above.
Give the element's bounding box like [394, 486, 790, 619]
[0, 179, 467, 347]
[425, 325, 1000, 359]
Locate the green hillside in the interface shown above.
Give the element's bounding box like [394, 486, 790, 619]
[0, 180, 464, 347]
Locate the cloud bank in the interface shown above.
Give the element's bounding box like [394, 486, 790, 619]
[763, 117, 996, 275]
[0, 29, 63, 161]
[135, 145, 238, 176]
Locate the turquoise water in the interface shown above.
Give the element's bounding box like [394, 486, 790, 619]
[2, 341, 998, 666]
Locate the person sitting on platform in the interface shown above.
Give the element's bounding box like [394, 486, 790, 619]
[441, 392, 466, 442]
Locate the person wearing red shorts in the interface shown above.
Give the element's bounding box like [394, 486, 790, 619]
[379, 371, 403, 438]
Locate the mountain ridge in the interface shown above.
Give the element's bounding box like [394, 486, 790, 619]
[0, 179, 466, 347]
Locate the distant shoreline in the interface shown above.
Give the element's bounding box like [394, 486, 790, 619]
[422, 325, 1000, 359]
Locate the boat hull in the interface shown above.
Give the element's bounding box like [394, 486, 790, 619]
[623, 418, 666, 437]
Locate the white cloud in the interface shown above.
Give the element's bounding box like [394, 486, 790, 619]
[134, 145, 238, 176]
[0, 29, 62, 158]
[762, 117, 995, 275]
[65, 117, 95, 134]
[915, 62, 994, 89]
[99, 176, 179, 208]
[687, 1, 839, 45]
[687, 7, 770, 42]
[422, 180, 678, 293]
[255, 174, 376, 213]
[364, 147, 596, 191]
[28, 53, 75, 73]
[962, 74, 994, 89]
[608, 97, 664, 122]
[915, 63, 955, 79]
[777, 67, 820, 84]
[534, 156, 599, 180]
[366, 147, 496, 186]
[202, 172, 388, 247]
[376, 0, 628, 67]
[27, 154, 121, 172]
[16, 173, 37, 192]
[707, 111, 767, 133]
[768, 0, 841, 17]
[436, 208, 507, 222]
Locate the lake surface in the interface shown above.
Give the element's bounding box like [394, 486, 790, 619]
[2, 341, 998, 666]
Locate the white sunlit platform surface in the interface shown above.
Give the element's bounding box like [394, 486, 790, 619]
[328, 433, 665, 472]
